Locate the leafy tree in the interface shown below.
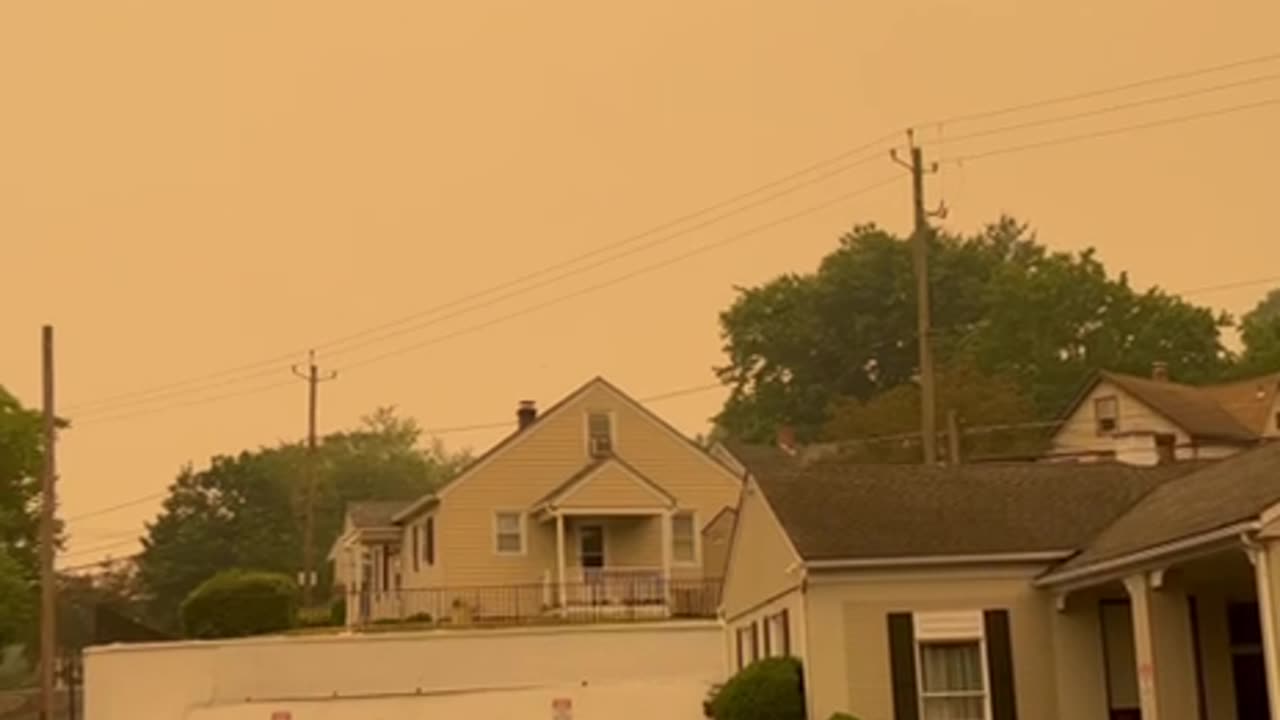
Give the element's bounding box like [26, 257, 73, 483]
[715, 218, 1232, 442]
[137, 407, 469, 628]
[0, 547, 34, 647]
[823, 359, 1045, 463]
[1239, 288, 1280, 375]
[0, 387, 45, 581]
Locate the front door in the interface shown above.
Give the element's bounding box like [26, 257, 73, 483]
[579, 525, 605, 570]
[1229, 602, 1271, 720]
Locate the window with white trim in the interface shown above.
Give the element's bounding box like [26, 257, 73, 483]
[1095, 396, 1119, 434]
[672, 511, 696, 564]
[765, 610, 791, 657]
[495, 512, 524, 554]
[588, 412, 613, 456]
[914, 611, 989, 720]
[919, 641, 987, 719]
[423, 516, 435, 566]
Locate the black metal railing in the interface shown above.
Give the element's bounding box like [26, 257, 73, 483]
[350, 577, 722, 628]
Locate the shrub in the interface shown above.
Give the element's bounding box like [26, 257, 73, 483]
[828, 714, 860, 720]
[181, 570, 299, 639]
[708, 657, 805, 720]
[329, 597, 347, 626]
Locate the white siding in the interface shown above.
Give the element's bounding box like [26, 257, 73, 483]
[1052, 381, 1191, 458]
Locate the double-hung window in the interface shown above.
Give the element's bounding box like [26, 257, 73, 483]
[423, 516, 435, 566]
[495, 512, 524, 554]
[1095, 396, 1119, 434]
[672, 511, 697, 564]
[919, 640, 987, 719]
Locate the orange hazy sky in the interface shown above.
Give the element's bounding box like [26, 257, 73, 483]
[3, 1, 1279, 564]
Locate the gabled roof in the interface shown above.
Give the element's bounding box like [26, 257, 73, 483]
[530, 455, 676, 512]
[1057, 370, 1276, 443]
[731, 443, 1202, 562]
[347, 500, 413, 529]
[394, 376, 739, 523]
[1045, 441, 1280, 579]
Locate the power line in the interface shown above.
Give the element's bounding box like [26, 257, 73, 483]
[62, 133, 900, 416]
[949, 95, 1280, 165]
[74, 378, 297, 428]
[65, 493, 166, 522]
[925, 48, 1280, 126]
[337, 176, 904, 372]
[934, 70, 1280, 148]
[60, 537, 140, 560]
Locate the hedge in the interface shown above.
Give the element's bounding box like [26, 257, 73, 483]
[181, 570, 299, 639]
[707, 657, 806, 720]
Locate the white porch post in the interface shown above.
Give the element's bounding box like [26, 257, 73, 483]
[1123, 571, 1200, 720]
[1247, 540, 1280, 719]
[556, 512, 568, 609]
[660, 509, 674, 612]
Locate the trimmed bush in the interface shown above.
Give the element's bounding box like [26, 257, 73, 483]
[708, 657, 805, 720]
[828, 714, 860, 720]
[181, 570, 299, 639]
[329, 597, 347, 626]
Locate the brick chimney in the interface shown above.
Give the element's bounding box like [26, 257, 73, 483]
[517, 400, 538, 430]
[1152, 361, 1170, 382]
[776, 425, 798, 456]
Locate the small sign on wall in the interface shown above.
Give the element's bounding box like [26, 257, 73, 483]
[271, 712, 292, 720]
[552, 697, 573, 720]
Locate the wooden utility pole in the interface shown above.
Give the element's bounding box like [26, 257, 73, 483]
[892, 131, 942, 465]
[947, 409, 962, 466]
[39, 326, 57, 720]
[292, 351, 337, 605]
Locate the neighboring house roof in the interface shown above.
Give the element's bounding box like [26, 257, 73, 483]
[1057, 370, 1279, 443]
[702, 505, 738, 534]
[393, 376, 740, 523]
[730, 443, 1203, 561]
[347, 500, 414, 529]
[530, 455, 676, 512]
[1048, 441, 1280, 577]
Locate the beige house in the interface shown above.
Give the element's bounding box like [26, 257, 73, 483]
[1051, 364, 1280, 465]
[719, 441, 1280, 720]
[334, 377, 742, 625]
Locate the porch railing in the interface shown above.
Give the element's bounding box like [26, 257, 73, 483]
[351, 577, 721, 628]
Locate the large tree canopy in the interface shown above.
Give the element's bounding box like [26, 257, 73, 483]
[1240, 288, 1280, 376]
[715, 218, 1234, 443]
[0, 387, 44, 581]
[137, 407, 470, 627]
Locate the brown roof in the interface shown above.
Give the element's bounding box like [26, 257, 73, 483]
[1098, 371, 1259, 442]
[1050, 441, 1280, 576]
[346, 500, 413, 529]
[1203, 372, 1280, 436]
[731, 444, 1203, 561]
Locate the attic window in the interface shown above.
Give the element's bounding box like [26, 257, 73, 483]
[1095, 396, 1119, 434]
[588, 412, 613, 457]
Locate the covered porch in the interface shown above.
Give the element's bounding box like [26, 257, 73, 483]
[1043, 524, 1280, 720]
[530, 455, 684, 617]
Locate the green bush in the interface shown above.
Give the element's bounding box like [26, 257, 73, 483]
[181, 570, 299, 639]
[297, 606, 337, 629]
[329, 597, 347, 626]
[828, 714, 860, 720]
[708, 657, 805, 720]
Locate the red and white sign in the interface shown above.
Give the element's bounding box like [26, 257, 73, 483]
[271, 712, 292, 720]
[552, 697, 573, 720]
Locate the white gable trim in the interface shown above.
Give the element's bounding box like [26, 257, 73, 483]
[429, 377, 740, 508]
[550, 458, 674, 509]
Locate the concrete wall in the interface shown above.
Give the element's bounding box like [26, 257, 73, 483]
[86, 621, 724, 720]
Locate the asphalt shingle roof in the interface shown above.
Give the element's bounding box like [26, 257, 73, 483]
[729, 443, 1203, 561]
[346, 500, 413, 529]
[1052, 441, 1280, 574]
[1100, 371, 1259, 442]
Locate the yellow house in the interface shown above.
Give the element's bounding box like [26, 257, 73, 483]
[1050, 365, 1280, 465]
[337, 377, 742, 626]
[720, 441, 1280, 720]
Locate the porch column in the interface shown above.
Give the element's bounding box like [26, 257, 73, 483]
[660, 510, 673, 611]
[1123, 572, 1200, 720]
[1246, 539, 1280, 719]
[556, 512, 568, 609]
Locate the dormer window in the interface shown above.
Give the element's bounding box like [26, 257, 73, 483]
[588, 412, 613, 457]
[1095, 396, 1119, 434]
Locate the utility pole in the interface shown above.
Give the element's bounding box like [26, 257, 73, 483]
[947, 409, 962, 466]
[39, 326, 57, 720]
[892, 131, 944, 465]
[292, 350, 337, 606]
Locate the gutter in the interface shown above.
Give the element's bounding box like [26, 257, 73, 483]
[803, 551, 1074, 571]
[1034, 520, 1260, 588]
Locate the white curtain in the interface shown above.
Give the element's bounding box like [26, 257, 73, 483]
[920, 642, 985, 720]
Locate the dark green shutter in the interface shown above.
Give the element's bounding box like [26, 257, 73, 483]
[984, 609, 1018, 720]
[887, 613, 919, 720]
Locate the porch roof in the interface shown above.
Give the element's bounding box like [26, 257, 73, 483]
[1043, 442, 1280, 583]
[531, 455, 676, 514]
